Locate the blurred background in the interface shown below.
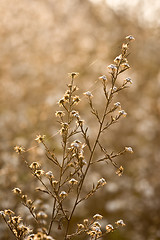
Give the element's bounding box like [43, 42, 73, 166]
[0, 0, 160, 239]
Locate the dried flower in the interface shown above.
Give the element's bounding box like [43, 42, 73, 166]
[35, 170, 45, 177]
[68, 72, 79, 78]
[99, 75, 107, 81]
[93, 222, 101, 228]
[114, 54, 122, 64]
[125, 77, 133, 84]
[52, 180, 59, 187]
[59, 191, 68, 198]
[37, 211, 47, 219]
[55, 111, 65, 117]
[106, 224, 114, 232]
[119, 110, 127, 117]
[122, 43, 128, 50]
[125, 35, 135, 41]
[29, 162, 41, 170]
[58, 98, 65, 106]
[83, 219, 89, 226]
[35, 135, 46, 143]
[125, 146, 133, 153]
[72, 95, 80, 104]
[12, 188, 22, 195]
[93, 214, 103, 220]
[121, 63, 130, 70]
[107, 64, 117, 72]
[14, 146, 25, 154]
[114, 102, 121, 107]
[116, 166, 124, 176]
[83, 91, 93, 98]
[4, 209, 15, 216]
[87, 230, 96, 236]
[97, 178, 107, 187]
[112, 86, 117, 92]
[115, 219, 126, 226]
[46, 171, 54, 179]
[69, 178, 78, 185]
[77, 223, 84, 230]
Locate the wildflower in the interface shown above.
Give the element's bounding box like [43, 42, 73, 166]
[29, 162, 41, 170]
[107, 64, 117, 72]
[12, 188, 22, 195]
[37, 211, 47, 219]
[35, 135, 46, 143]
[68, 72, 79, 78]
[52, 180, 59, 187]
[73, 86, 79, 91]
[71, 110, 80, 119]
[64, 94, 70, 102]
[116, 166, 124, 176]
[87, 230, 96, 236]
[91, 225, 102, 235]
[4, 209, 15, 216]
[46, 171, 54, 179]
[71, 140, 81, 149]
[22, 195, 27, 202]
[14, 146, 25, 154]
[35, 170, 45, 177]
[55, 111, 65, 117]
[59, 191, 68, 198]
[121, 63, 130, 70]
[83, 219, 89, 226]
[125, 77, 133, 84]
[77, 224, 85, 230]
[97, 178, 107, 187]
[99, 75, 107, 81]
[93, 222, 101, 228]
[112, 86, 117, 92]
[119, 110, 127, 117]
[83, 91, 93, 98]
[114, 54, 122, 64]
[0, 211, 4, 216]
[72, 95, 80, 104]
[76, 119, 84, 127]
[125, 35, 135, 41]
[114, 102, 121, 107]
[12, 216, 22, 224]
[69, 178, 78, 185]
[58, 98, 65, 106]
[122, 43, 128, 50]
[106, 224, 114, 232]
[93, 214, 103, 220]
[27, 199, 33, 206]
[115, 219, 126, 226]
[125, 146, 133, 153]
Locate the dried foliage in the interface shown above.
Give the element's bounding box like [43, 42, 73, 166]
[1, 36, 135, 240]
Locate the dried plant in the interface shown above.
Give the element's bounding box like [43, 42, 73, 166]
[0, 35, 135, 240]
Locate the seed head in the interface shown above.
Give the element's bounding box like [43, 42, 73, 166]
[29, 162, 41, 170]
[14, 146, 25, 154]
[116, 166, 124, 176]
[69, 178, 78, 185]
[125, 146, 133, 153]
[125, 35, 135, 41]
[12, 188, 22, 195]
[115, 219, 126, 226]
[106, 224, 114, 232]
[59, 191, 68, 198]
[83, 91, 93, 98]
[35, 135, 46, 143]
[93, 214, 103, 220]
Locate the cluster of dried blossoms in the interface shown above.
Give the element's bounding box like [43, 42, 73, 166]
[1, 35, 135, 240]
